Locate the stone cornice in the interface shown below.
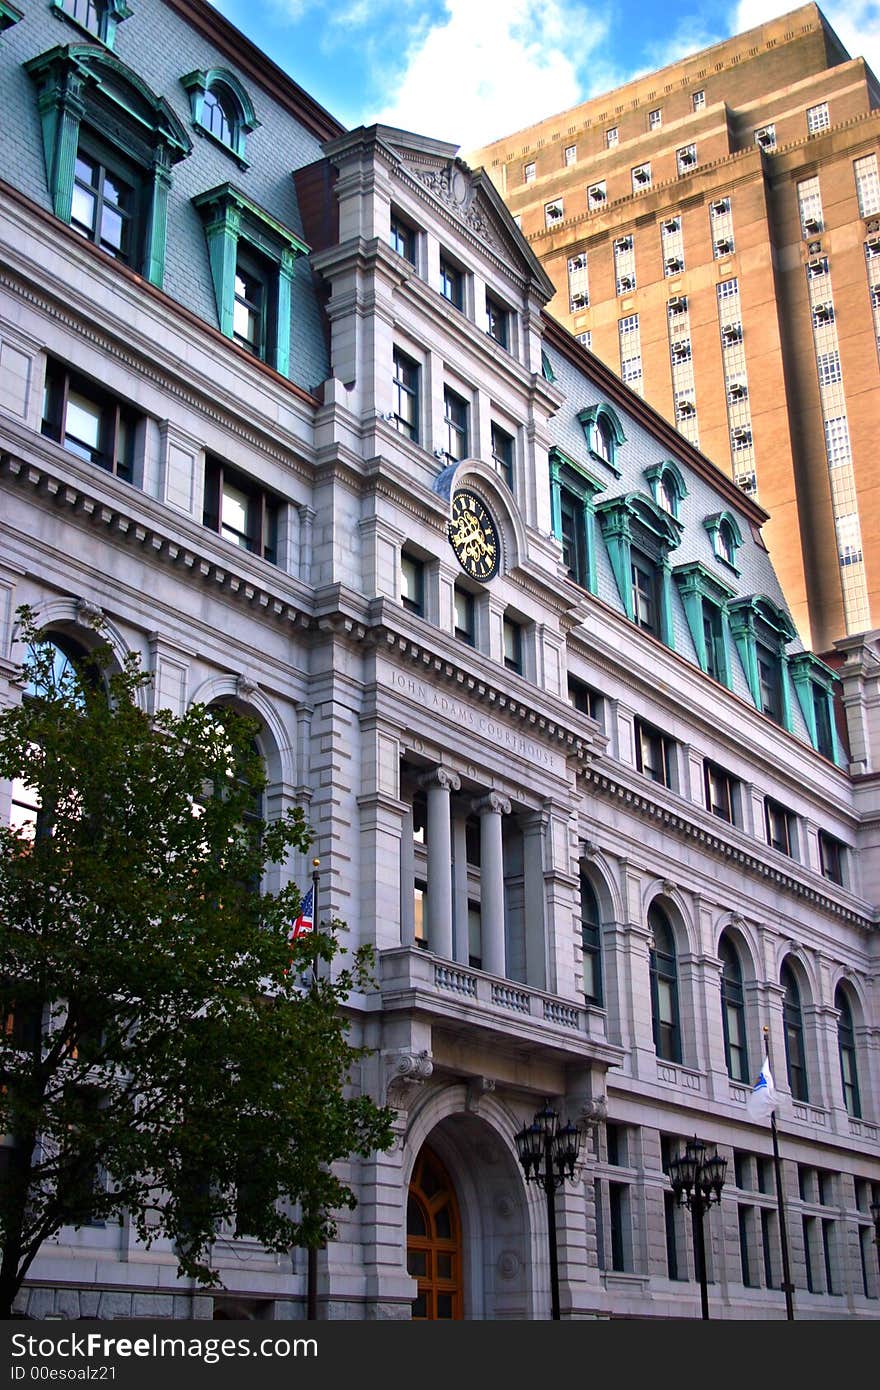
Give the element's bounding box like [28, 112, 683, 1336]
[0, 444, 314, 630]
[582, 765, 877, 932]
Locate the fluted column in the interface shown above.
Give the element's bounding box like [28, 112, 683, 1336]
[473, 792, 511, 977]
[420, 768, 460, 960]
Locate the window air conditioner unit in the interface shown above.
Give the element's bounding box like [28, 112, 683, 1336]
[589, 187, 606, 201]
[807, 256, 828, 276]
[711, 198, 730, 214]
[722, 324, 742, 342]
[635, 168, 650, 183]
[665, 257, 684, 272]
[813, 302, 833, 323]
[732, 427, 752, 444]
[672, 340, 690, 356]
[668, 295, 687, 313]
[715, 237, 733, 254]
[547, 206, 562, 219]
[570, 255, 586, 269]
[663, 218, 680, 232]
[728, 381, 748, 400]
[679, 151, 696, 166]
[677, 400, 696, 417]
[803, 216, 821, 235]
[570, 293, 588, 309]
[866, 235, 880, 255]
[617, 235, 633, 250]
[756, 129, 774, 147]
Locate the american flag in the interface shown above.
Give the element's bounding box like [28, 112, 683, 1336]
[290, 885, 314, 940]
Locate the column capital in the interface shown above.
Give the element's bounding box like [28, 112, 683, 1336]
[420, 766, 461, 793]
[472, 791, 511, 817]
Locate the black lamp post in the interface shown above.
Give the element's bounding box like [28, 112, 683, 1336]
[515, 1100, 582, 1320]
[870, 1198, 880, 1277]
[668, 1136, 727, 1320]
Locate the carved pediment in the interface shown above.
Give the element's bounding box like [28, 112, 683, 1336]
[412, 160, 496, 246]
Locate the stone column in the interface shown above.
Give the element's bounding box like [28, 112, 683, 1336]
[473, 792, 510, 977]
[420, 768, 459, 960]
[400, 803, 415, 947]
[452, 814, 470, 965]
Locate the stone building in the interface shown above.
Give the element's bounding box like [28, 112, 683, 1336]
[0, 0, 878, 1320]
[468, 4, 880, 656]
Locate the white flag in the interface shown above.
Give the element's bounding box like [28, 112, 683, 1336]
[746, 1055, 777, 1122]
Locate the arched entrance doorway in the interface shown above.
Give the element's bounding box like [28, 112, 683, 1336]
[407, 1145, 463, 1319]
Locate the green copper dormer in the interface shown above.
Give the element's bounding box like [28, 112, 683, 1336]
[728, 595, 797, 730]
[549, 445, 606, 594]
[672, 561, 735, 687]
[25, 44, 191, 287]
[596, 492, 683, 647]
[704, 510, 744, 574]
[51, 0, 132, 49]
[181, 69, 261, 169]
[578, 402, 626, 476]
[645, 459, 688, 519]
[789, 652, 844, 765]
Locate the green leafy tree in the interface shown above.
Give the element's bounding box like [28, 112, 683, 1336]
[0, 610, 393, 1318]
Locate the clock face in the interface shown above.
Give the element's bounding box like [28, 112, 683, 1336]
[447, 490, 500, 582]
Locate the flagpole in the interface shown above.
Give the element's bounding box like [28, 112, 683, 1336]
[764, 1025, 795, 1321]
[306, 858, 320, 1322]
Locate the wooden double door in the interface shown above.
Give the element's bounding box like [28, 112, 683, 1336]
[406, 1145, 463, 1320]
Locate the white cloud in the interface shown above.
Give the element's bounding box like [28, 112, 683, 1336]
[734, 1, 880, 77]
[368, 0, 612, 149]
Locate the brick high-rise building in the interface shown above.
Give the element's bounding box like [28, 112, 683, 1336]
[468, 4, 880, 654]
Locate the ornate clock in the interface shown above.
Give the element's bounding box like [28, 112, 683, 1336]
[447, 489, 500, 582]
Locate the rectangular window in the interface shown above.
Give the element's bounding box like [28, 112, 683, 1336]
[635, 718, 674, 788]
[755, 124, 776, 151]
[664, 1190, 681, 1280]
[761, 1208, 775, 1287]
[392, 348, 419, 442]
[692, 90, 705, 111]
[618, 312, 642, 392]
[233, 250, 272, 359]
[41, 359, 137, 483]
[677, 144, 697, 174]
[807, 102, 829, 134]
[812, 685, 835, 760]
[400, 551, 424, 615]
[605, 127, 619, 148]
[816, 350, 842, 386]
[704, 761, 737, 824]
[545, 198, 564, 226]
[588, 180, 607, 206]
[443, 387, 469, 461]
[486, 293, 510, 349]
[490, 422, 514, 490]
[649, 108, 662, 130]
[739, 1206, 755, 1287]
[413, 881, 427, 948]
[710, 197, 735, 258]
[802, 1217, 816, 1293]
[797, 175, 823, 236]
[818, 830, 845, 885]
[454, 586, 475, 646]
[567, 251, 590, 312]
[605, 1123, 627, 1167]
[203, 456, 279, 563]
[564, 144, 577, 166]
[630, 553, 659, 635]
[609, 1183, 629, 1272]
[524, 161, 536, 184]
[614, 235, 637, 295]
[632, 163, 652, 192]
[661, 214, 685, 276]
[390, 211, 417, 264]
[756, 644, 783, 723]
[439, 256, 464, 310]
[568, 676, 603, 726]
[821, 1220, 836, 1294]
[854, 153, 880, 217]
[467, 899, 482, 969]
[765, 798, 794, 857]
[71, 147, 135, 263]
[502, 615, 523, 674]
[702, 602, 726, 684]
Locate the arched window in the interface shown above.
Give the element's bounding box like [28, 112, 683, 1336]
[835, 985, 861, 1118]
[181, 69, 260, 167]
[13, 634, 93, 842]
[781, 961, 808, 1102]
[54, 0, 132, 48]
[649, 904, 680, 1063]
[580, 874, 603, 1006]
[719, 933, 748, 1082]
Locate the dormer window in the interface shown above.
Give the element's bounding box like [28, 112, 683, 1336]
[181, 69, 260, 167]
[52, 0, 132, 47]
[578, 402, 626, 474]
[728, 595, 796, 729]
[645, 460, 687, 519]
[596, 492, 683, 646]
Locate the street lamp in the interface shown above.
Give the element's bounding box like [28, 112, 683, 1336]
[870, 1197, 880, 1277]
[515, 1100, 582, 1320]
[668, 1135, 727, 1320]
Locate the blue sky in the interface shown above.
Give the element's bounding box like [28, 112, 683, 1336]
[210, 1, 880, 149]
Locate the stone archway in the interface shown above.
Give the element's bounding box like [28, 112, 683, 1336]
[406, 1102, 533, 1320]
